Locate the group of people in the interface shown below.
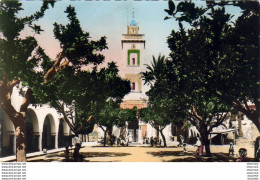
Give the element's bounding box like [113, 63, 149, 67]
[143, 137, 162, 147]
[187, 136, 251, 162]
[65, 134, 256, 162]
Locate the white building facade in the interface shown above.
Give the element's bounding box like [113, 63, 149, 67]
[0, 85, 72, 157]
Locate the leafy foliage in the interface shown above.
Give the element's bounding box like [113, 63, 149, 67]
[97, 100, 137, 130]
[0, 1, 131, 136]
[142, 1, 259, 156]
[28, 6, 131, 134]
[53, 6, 107, 67]
[164, 1, 260, 130]
[0, 0, 54, 82]
[0, 0, 55, 162]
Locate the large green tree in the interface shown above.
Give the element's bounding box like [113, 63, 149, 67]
[41, 61, 131, 136]
[142, 55, 182, 147]
[0, 2, 110, 161]
[31, 6, 131, 144]
[140, 107, 171, 147]
[0, 0, 55, 162]
[143, 1, 245, 156]
[97, 101, 136, 146]
[165, 0, 260, 131]
[153, 0, 259, 156]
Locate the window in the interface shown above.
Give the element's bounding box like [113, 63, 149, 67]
[128, 49, 140, 66]
[132, 58, 135, 65]
[132, 82, 135, 91]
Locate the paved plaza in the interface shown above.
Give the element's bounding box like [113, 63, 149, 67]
[26, 143, 255, 162]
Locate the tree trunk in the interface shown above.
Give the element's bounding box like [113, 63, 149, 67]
[120, 126, 126, 141]
[159, 130, 167, 147]
[107, 128, 113, 146]
[201, 134, 211, 157]
[15, 118, 27, 162]
[238, 112, 243, 137]
[0, 76, 30, 162]
[103, 130, 107, 147]
[233, 100, 260, 132]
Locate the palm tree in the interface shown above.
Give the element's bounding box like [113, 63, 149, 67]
[142, 54, 167, 85]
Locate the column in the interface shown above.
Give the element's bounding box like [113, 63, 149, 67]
[11, 135, 16, 155]
[138, 126, 142, 143]
[38, 134, 42, 151]
[52, 134, 58, 149]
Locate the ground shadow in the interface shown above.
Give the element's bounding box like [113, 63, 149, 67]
[81, 152, 131, 158]
[148, 151, 255, 162]
[142, 146, 179, 149]
[28, 151, 131, 162]
[147, 151, 194, 157]
[92, 146, 136, 148]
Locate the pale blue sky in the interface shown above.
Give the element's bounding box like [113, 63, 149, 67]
[19, 0, 241, 68]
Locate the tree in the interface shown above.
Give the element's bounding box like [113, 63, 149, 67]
[162, 0, 259, 156]
[140, 107, 171, 147]
[33, 6, 131, 151]
[143, 1, 244, 156]
[165, 0, 260, 131]
[222, 1, 259, 131]
[142, 55, 179, 147]
[142, 55, 168, 85]
[96, 101, 136, 146]
[0, 0, 55, 162]
[31, 5, 132, 142]
[0, 2, 110, 161]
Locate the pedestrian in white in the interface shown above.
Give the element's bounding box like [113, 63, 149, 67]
[129, 132, 133, 143]
[194, 137, 202, 156]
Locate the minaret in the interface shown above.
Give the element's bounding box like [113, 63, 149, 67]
[120, 12, 147, 109]
[120, 12, 147, 143]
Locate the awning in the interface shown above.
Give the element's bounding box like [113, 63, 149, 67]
[210, 129, 235, 135]
[209, 129, 236, 145]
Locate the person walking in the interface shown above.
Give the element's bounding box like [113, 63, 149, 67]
[228, 142, 234, 156]
[150, 136, 154, 147]
[72, 134, 82, 161]
[194, 137, 203, 156]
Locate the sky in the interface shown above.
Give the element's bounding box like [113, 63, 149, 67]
[20, 0, 177, 65]
[19, 0, 242, 82]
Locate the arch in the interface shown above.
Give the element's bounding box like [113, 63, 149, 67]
[42, 114, 56, 150]
[45, 114, 56, 134]
[26, 109, 40, 152]
[0, 109, 15, 157]
[26, 109, 39, 133]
